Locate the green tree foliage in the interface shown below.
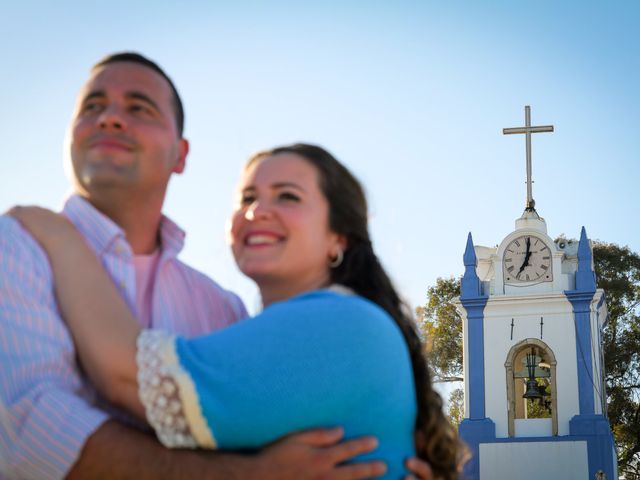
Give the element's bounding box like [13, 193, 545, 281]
[416, 277, 465, 430]
[447, 387, 465, 427]
[416, 277, 462, 383]
[417, 241, 640, 475]
[592, 242, 640, 476]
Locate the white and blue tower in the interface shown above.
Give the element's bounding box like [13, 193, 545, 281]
[457, 107, 617, 480]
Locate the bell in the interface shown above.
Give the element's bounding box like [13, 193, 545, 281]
[523, 378, 542, 399]
[523, 349, 542, 399]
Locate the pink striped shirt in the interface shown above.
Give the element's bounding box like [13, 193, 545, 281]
[0, 195, 247, 479]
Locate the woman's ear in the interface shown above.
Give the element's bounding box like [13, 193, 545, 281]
[334, 234, 348, 254]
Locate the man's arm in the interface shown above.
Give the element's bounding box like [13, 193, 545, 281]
[66, 420, 240, 480]
[67, 421, 385, 480]
[0, 217, 109, 478]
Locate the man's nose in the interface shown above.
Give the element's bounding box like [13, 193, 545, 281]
[98, 104, 126, 130]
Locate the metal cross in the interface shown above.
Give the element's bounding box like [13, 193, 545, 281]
[503, 106, 554, 211]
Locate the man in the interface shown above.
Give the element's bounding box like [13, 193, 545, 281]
[0, 53, 432, 479]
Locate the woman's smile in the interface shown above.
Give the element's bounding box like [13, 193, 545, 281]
[244, 230, 285, 247]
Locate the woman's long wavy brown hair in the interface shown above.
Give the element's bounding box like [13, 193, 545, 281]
[248, 144, 465, 479]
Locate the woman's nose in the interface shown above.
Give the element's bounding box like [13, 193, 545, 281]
[245, 201, 272, 221]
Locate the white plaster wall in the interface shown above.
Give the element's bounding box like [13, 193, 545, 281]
[461, 303, 471, 418]
[475, 246, 496, 283]
[482, 294, 580, 437]
[590, 290, 606, 415]
[514, 418, 552, 437]
[479, 441, 588, 480]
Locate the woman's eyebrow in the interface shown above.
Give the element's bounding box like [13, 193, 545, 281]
[272, 182, 305, 192]
[240, 182, 306, 193]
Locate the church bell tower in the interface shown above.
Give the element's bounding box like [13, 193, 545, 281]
[457, 107, 617, 480]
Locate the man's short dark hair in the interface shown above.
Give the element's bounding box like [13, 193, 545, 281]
[92, 52, 185, 137]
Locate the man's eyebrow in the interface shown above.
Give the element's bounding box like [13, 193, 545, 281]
[81, 90, 106, 104]
[79, 90, 161, 113]
[127, 91, 161, 112]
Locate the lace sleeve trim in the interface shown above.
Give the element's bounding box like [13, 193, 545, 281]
[136, 329, 216, 449]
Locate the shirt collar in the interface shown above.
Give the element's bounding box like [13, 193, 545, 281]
[62, 194, 186, 259]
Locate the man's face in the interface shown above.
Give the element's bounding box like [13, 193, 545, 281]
[68, 62, 187, 200]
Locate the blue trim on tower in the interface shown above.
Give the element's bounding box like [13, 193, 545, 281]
[462, 232, 483, 298]
[562, 227, 616, 478]
[565, 226, 597, 416]
[459, 233, 491, 480]
[575, 226, 597, 292]
[461, 296, 489, 419]
[460, 232, 489, 419]
[459, 418, 496, 479]
[569, 415, 618, 479]
[566, 291, 596, 415]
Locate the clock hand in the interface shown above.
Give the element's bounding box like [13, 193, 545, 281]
[523, 238, 532, 266]
[517, 261, 527, 278]
[517, 237, 532, 278]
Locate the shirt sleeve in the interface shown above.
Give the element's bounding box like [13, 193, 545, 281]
[0, 217, 108, 479]
[136, 329, 200, 449]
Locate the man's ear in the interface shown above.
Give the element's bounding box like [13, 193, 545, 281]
[172, 138, 189, 174]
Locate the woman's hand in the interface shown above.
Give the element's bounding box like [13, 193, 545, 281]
[8, 206, 81, 252]
[9, 205, 144, 419]
[405, 456, 435, 479]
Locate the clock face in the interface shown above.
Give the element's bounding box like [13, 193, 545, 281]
[503, 235, 553, 283]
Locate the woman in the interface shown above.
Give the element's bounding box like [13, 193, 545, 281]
[12, 144, 461, 479]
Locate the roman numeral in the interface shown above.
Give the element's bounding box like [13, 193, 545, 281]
[505, 258, 512, 262]
[541, 265, 548, 270]
[542, 256, 550, 260]
[514, 240, 521, 247]
[508, 266, 515, 272]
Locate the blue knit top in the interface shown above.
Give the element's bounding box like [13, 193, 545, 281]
[139, 289, 417, 478]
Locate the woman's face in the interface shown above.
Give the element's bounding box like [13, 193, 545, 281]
[229, 152, 344, 296]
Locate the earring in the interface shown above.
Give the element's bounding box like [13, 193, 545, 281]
[329, 248, 344, 268]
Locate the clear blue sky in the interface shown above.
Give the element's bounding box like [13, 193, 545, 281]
[2, 1, 638, 314]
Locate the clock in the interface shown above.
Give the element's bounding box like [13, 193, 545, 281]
[503, 235, 553, 283]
